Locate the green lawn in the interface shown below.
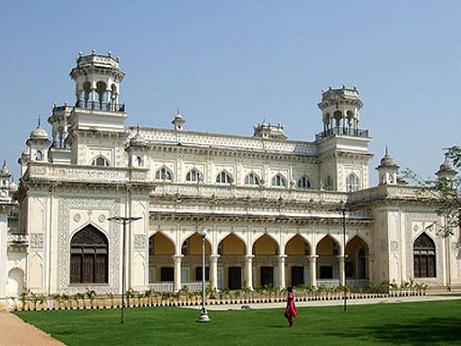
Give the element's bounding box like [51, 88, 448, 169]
[16, 300, 461, 346]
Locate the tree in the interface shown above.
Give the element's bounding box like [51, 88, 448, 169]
[403, 145, 460, 237]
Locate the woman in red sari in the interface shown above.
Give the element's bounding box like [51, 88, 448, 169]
[284, 287, 298, 327]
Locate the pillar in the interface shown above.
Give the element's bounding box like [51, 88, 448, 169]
[278, 255, 286, 289]
[210, 255, 219, 291]
[338, 255, 346, 286]
[368, 253, 373, 283]
[245, 255, 254, 290]
[309, 255, 318, 287]
[173, 255, 183, 292]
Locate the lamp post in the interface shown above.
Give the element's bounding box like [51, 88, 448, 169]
[108, 216, 142, 324]
[197, 227, 210, 323]
[330, 200, 350, 312]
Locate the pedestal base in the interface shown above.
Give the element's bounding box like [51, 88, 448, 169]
[197, 308, 211, 323]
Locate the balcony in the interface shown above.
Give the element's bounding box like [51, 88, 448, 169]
[8, 233, 29, 252]
[316, 127, 369, 141]
[75, 100, 126, 112]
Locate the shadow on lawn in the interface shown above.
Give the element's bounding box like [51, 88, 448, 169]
[331, 317, 461, 344]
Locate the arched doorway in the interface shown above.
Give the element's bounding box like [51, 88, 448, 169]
[253, 234, 279, 288]
[7, 268, 24, 297]
[181, 233, 211, 287]
[316, 235, 340, 285]
[148, 232, 175, 286]
[414, 233, 436, 278]
[285, 234, 311, 287]
[218, 234, 246, 290]
[345, 236, 369, 284]
[70, 225, 108, 284]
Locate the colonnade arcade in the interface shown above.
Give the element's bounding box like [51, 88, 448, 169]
[147, 229, 371, 291]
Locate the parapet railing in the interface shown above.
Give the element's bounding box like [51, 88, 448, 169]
[316, 127, 369, 140]
[75, 100, 126, 112]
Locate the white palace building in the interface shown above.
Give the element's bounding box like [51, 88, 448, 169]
[0, 51, 460, 305]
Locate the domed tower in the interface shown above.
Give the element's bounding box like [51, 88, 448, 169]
[26, 120, 50, 163]
[71, 50, 125, 111]
[0, 161, 11, 200]
[316, 86, 371, 192]
[376, 148, 399, 185]
[172, 111, 185, 131]
[436, 157, 456, 181]
[317, 86, 364, 137]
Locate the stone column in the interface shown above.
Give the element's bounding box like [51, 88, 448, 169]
[368, 253, 373, 283]
[245, 255, 254, 290]
[338, 255, 346, 286]
[278, 255, 287, 289]
[173, 255, 183, 292]
[309, 255, 318, 287]
[210, 255, 220, 291]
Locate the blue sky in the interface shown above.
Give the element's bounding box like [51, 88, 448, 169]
[1, 1, 460, 184]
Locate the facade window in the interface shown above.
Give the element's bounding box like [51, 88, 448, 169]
[136, 156, 143, 167]
[186, 169, 201, 183]
[346, 173, 360, 192]
[35, 151, 44, 161]
[181, 239, 190, 255]
[414, 233, 436, 278]
[70, 225, 108, 284]
[324, 175, 334, 190]
[160, 267, 174, 281]
[271, 174, 287, 187]
[245, 172, 260, 186]
[216, 171, 232, 184]
[91, 155, 110, 167]
[297, 176, 312, 189]
[155, 167, 173, 181]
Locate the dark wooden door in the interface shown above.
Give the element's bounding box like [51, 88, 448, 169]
[228, 267, 242, 290]
[260, 266, 274, 287]
[291, 266, 304, 287]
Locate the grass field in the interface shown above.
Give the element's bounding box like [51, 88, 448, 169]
[16, 300, 461, 346]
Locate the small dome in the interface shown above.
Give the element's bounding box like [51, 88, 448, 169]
[30, 124, 49, 140]
[436, 158, 456, 178]
[9, 181, 18, 193]
[379, 154, 397, 167]
[129, 127, 147, 147]
[0, 161, 9, 176]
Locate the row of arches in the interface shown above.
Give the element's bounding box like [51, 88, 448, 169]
[61, 225, 437, 293]
[148, 232, 370, 290]
[154, 166, 314, 189]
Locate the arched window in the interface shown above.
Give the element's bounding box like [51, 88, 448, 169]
[35, 151, 43, 161]
[136, 156, 143, 167]
[91, 155, 110, 167]
[155, 167, 173, 181]
[414, 233, 436, 278]
[272, 174, 287, 187]
[186, 169, 201, 183]
[297, 176, 312, 189]
[346, 174, 360, 192]
[70, 225, 108, 284]
[245, 172, 260, 186]
[216, 171, 232, 184]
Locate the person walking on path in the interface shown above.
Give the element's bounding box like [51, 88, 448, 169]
[284, 287, 298, 327]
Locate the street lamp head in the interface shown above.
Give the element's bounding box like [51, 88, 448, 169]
[200, 227, 208, 238]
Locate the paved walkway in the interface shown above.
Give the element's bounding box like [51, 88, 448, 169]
[0, 311, 64, 346]
[182, 295, 461, 311]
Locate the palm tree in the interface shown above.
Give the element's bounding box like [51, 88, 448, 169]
[86, 289, 97, 308]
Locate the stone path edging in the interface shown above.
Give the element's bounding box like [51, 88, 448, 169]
[180, 295, 461, 311]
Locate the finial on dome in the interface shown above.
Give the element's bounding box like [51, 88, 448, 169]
[38, 117, 41, 127]
[92, 49, 96, 54]
[385, 145, 388, 156]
